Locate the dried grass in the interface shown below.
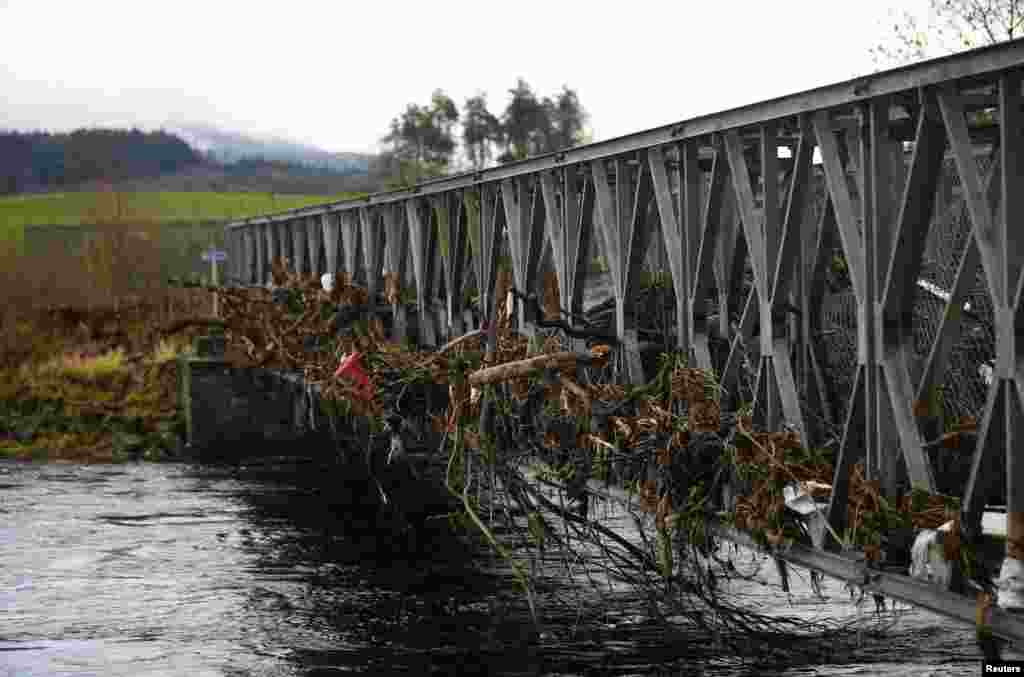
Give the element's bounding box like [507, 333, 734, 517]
[39, 347, 127, 383]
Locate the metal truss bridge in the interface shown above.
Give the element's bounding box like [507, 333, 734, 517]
[224, 39, 1024, 645]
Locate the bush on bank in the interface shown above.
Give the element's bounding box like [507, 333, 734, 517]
[0, 307, 199, 463]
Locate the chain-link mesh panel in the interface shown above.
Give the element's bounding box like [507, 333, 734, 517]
[814, 153, 997, 436]
[942, 271, 996, 428]
[916, 155, 995, 431]
[819, 285, 858, 422]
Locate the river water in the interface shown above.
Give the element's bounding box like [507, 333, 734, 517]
[0, 459, 1002, 676]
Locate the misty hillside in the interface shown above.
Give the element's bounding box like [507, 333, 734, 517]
[0, 129, 202, 194]
[0, 125, 384, 196]
[114, 162, 385, 196]
[167, 123, 373, 175]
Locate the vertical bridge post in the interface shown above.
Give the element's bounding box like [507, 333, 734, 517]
[290, 218, 306, 277]
[591, 153, 653, 383]
[323, 212, 339, 285]
[339, 211, 361, 286]
[383, 203, 409, 341]
[359, 206, 385, 319]
[265, 220, 278, 279]
[405, 197, 438, 346]
[502, 176, 545, 338]
[306, 216, 322, 278]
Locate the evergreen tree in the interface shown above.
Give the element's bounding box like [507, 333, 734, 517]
[462, 94, 503, 170]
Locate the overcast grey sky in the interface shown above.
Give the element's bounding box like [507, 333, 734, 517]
[0, 0, 927, 155]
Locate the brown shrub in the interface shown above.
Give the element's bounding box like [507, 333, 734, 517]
[0, 194, 215, 364]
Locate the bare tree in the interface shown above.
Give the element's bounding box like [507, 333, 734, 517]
[872, 0, 1024, 66]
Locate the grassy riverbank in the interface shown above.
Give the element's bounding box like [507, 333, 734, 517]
[0, 189, 344, 464]
[0, 293, 217, 462]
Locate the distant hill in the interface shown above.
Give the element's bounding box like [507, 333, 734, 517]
[0, 129, 202, 194]
[113, 161, 385, 197]
[0, 123, 383, 197]
[167, 123, 373, 175]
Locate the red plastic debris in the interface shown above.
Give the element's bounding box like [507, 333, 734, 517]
[334, 352, 375, 401]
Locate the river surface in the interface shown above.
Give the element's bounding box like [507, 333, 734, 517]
[0, 459, 1004, 676]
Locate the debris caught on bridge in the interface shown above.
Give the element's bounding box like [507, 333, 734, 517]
[181, 262, 980, 657]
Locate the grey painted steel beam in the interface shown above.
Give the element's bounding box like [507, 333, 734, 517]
[306, 216, 323, 277]
[359, 207, 385, 307]
[690, 140, 728, 371]
[323, 213, 339, 277]
[539, 171, 568, 317]
[266, 220, 279, 276]
[228, 230, 238, 283]
[473, 185, 500, 326]
[243, 228, 255, 284]
[866, 96, 901, 493]
[340, 211, 360, 283]
[539, 165, 592, 324]
[237, 229, 245, 283]
[406, 198, 437, 346]
[711, 524, 1024, 646]
[438, 193, 468, 338]
[383, 203, 409, 339]
[577, 473, 1024, 645]
[383, 203, 409, 284]
[257, 222, 267, 284]
[276, 222, 290, 270]
[939, 87, 1004, 307]
[592, 156, 646, 382]
[878, 94, 946, 494]
[502, 176, 547, 336]
[569, 167, 595, 321]
[999, 71, 1024, 568]
[648, 144, 688, 351]
[291, 219, 306, 276]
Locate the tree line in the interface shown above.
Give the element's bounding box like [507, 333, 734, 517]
[380, 79, 588, 184]
[0, 128, 202, 195]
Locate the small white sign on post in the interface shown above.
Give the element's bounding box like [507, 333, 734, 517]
[201, 248, 228, 317]
[201, 249, 228, 263]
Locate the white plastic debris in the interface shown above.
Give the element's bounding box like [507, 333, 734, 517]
[321, 273, 335, 293]
[783, 483, 829, 548]
[916, 278, 973, 312]
[909, 527, 953, 587]
[979, 363, 994, 387]
[998, 557, 1024, 610]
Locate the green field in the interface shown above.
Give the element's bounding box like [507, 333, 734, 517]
[0, 191, 358, 228]
[0, 191, 363, 260]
